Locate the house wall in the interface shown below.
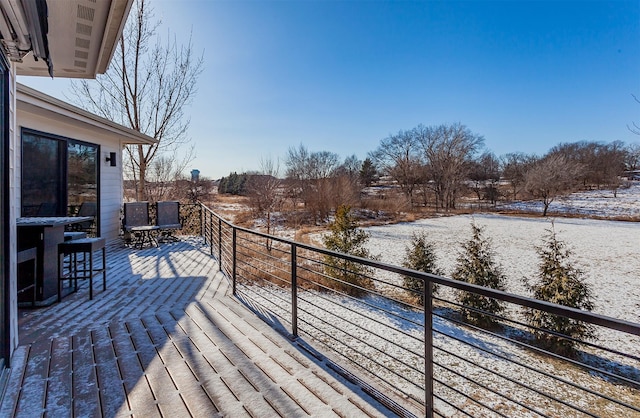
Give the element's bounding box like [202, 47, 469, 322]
[8, 65, 17, 352]
[16, 111, 124, 241]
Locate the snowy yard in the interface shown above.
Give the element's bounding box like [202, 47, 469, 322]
[497, 180, 640, 219]
[364, 214, 640, 325]
[233, 183, 640, 415]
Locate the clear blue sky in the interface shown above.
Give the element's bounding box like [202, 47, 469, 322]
[21, 0, 640, 179]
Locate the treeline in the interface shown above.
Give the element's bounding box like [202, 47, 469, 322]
[217, 122, 640, 222]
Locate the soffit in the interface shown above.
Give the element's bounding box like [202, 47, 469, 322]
[15, 0, 132, 78]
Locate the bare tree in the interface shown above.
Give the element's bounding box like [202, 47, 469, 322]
[183, 175, 214, 204]
[501, 152, 537, 201]
[370, 130, 424, 206]
[468, 152, 501, 204]
[246, 157, 282, 239]
[549, 141, 626, 193]
[329, 155, 362, 210]
[285, 145, 341, 223]
[417, 123, 484, 211]
[625, 143, 640, 172]
[144, 154, 186, 202]
[70, 0, 203, 201]
[524, 154, 582, 216]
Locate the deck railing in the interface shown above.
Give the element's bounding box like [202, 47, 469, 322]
[195, 203, 640, 417]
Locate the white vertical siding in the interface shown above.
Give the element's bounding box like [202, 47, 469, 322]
[8, 65, 17, 352]
[16, 111, 125, 241]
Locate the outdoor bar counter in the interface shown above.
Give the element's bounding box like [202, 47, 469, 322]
[17, 217, 93, 305]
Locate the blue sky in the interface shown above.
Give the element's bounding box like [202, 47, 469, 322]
[21, 0, 640, 179]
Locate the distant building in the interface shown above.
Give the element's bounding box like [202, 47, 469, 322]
[191, 169, 201, 182]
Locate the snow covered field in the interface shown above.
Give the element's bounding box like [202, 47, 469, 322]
[235, 184, 640, 415]
[364, 214, 640, 325]
[497, 180, 640, 219]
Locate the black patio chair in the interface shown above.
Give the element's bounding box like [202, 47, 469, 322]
[36, 202, 57, 216]
[156, 201, 182, 242]
[70, 201, 97, 236]
[123, 202, 159, 248]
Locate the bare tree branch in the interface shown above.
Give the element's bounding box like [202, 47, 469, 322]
[68, 0, 203, 201]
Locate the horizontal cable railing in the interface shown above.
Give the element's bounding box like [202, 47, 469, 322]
[196, 203, 640, 418]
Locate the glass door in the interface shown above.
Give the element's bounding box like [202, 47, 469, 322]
[21, 131, 99, 234]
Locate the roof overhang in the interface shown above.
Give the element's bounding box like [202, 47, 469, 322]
[17, 82, 157, 145]
[1, 0, 133, 79]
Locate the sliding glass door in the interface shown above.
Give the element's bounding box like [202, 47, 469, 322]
[21, 130, 99, 233]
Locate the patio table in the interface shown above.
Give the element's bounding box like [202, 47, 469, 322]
[17, 216, 93, 306]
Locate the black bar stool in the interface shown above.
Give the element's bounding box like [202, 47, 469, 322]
[58, 237, 106, 302]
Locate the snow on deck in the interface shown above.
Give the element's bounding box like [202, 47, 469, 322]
[0, 238, 390, 417]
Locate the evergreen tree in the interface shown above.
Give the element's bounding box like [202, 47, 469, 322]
[218, 172, 248, 195]
[323, 205, 375, 296]
[452, 221, 506, 327]
[359, 158, 378, 187]
[402, 232, 443, 304]
[525, 223, 595, 357]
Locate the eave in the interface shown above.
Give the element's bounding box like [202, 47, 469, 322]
[17, 82, 157, 145]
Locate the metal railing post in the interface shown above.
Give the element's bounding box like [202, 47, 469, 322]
[291, 244, 298, 338]
[218, 217, 222, 271]
[208, 210, 213, 256]
[424, 279, 434, 418]
[232, 227, 237, 295]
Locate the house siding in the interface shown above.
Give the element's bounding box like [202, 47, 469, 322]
[16, 111, 124, 241]
[8, 65, 17, 352]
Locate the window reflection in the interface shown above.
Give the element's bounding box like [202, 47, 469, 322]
[21, 131, 99, 234]
[21, 133, 62, 216]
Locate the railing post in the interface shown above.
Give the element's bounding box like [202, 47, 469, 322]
[291, 244, 298, 338]
[232, 227, 237, 295]
[424, 279, 434, 418]
[218, 217, 222, 271]
[208, 211, 213, 256]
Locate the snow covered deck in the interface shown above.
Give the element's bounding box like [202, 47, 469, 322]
[0, 237, 388, 417]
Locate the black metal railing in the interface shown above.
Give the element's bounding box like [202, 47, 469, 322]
[195, 203, 640, 417]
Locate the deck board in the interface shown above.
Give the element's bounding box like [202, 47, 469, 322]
[2, 237, 391, 417]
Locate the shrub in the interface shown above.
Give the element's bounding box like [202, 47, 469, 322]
[452, 221, 506, 327]
[322, 205, 375, 296]
[402, 232, 443, 304]
[524, 223, 595, 357]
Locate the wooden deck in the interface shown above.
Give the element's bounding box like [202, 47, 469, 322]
[0, 237, 390, 417]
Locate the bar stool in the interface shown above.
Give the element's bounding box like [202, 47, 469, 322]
[64, 231, 87, 241]
[58, 237, 107, 302]
[17, 247, 38, 306]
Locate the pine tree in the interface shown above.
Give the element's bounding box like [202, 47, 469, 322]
[525, 223, 595, 357]
[323, 205, 375, 296]
[402, 232, 443, 304]
[452, 221, 506, 327]
[359, 158, 378, 187]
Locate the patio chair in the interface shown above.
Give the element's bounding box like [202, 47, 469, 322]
[69, 201, 97, 236]
[36, 202, 57, 216]
[123, 202, 159, 248]
[156, 201, 182, 242]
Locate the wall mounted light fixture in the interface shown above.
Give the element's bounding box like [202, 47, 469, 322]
[105, 152, 117, 167]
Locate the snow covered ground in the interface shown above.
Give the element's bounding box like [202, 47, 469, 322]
[364, 214, 640, 325]
[497, 181, 640, 219]
[237, 184, 640, 415]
